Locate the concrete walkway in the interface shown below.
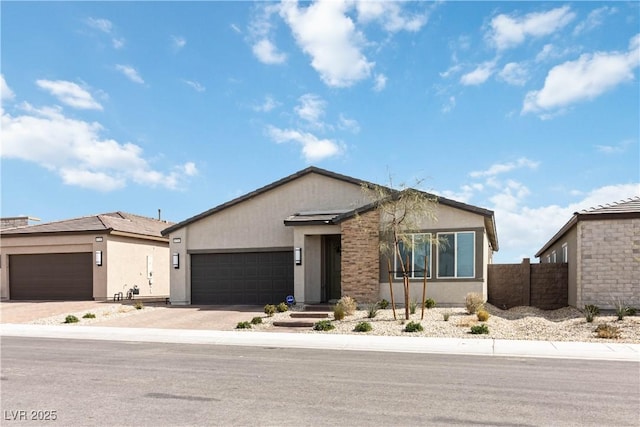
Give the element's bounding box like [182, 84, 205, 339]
[1, 323, 638, 362]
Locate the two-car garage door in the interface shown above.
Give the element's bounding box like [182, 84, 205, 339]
[191, 251, 294, 305]
[9, 253, 93, 300]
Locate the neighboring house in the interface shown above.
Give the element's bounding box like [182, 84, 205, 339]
[0, 212, 172, 301]
[535, 197, 640, 309]
[162, 167, 499, 306]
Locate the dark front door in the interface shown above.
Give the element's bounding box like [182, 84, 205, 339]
[323, 235, 341, 302]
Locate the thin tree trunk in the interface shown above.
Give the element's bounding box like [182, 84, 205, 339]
[387, 259, 397, 320]
[405, 254, 410, 320]
[421, 255, 427, 320]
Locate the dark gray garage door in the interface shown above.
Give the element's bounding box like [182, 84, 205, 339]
[191, 251, 294, 305]
[9, 253, 93, 300]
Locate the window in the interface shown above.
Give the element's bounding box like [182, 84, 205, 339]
[551, 250, 557, 263]
[562, 243, 568, 263]
[546, 255, 551, 263]
[437, 231, 475, 278]
[395, 233, 431, 279]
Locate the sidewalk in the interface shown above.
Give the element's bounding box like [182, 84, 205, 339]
[1, 323, 638, 362]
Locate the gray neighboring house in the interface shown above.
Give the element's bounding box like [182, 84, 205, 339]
[162, 167, 499, 306]
[1, 212, 172, 301]
[536, 197, 640, 309]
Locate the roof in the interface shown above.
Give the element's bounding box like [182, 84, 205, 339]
[1, 212, 173, 240]
[535, 196, 640, 257]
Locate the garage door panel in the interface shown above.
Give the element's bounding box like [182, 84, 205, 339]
[191, 251, 293, 305]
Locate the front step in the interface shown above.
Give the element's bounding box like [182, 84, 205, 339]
[273, 320, 315, 328]
[290, 312, 329, 319]
[303, 304, 333, 312]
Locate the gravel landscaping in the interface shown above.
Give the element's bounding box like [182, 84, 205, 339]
[27, 303, 164, 326]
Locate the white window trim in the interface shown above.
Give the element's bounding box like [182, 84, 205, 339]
[394, 233, 432, 279]
[546, 254, 551, 263]
[551, 250, 557, 263]
[436, 231, 476, 279]
[562, 243, 568, 263]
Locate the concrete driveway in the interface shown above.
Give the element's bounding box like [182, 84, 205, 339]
[0, 301, 266, 331]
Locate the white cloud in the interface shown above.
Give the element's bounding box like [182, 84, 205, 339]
[85, 17, 124, 49]
[183, 79, 205, 92]
[171, 35, 186, 51]
[252, 39, 287, 64]
[460, 61, 496, 86]
[295, 94, 326, 124]
[280, 0, 374, 87]
[470, 157, 539, 178]
[115, 65, 145, 84]
[338, 114, 360, 133]
[498, 62, 529, 86]
[36, 79, 103, 110]
[373, 73, 387, 91]
[266, 125, 343, 162]
[440, 64, 463, 79]
[488, 6, 575, 50]
[522, 34, 640, 115]
[596, 139, 634, 154]
[230, 24, 242, 34]
[253, 95, 280, 112]
[441, 96, 456, 113]
[1, 103, 194, 191]
[1, 74, 15, 101]
[573, 6, 617, 36]
[355, 1, 428, 32]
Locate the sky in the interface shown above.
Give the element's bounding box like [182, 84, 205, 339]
[1, 1, 639, 263]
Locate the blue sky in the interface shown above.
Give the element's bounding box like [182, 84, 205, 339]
[2, 1, 639, 263]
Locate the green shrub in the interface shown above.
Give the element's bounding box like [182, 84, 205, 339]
[377, 299, 389, 309]
[336, 296, 357, 316]
[443, 311, 451, 322]
[313, 320, 335, 331]
[465, 292, 485, 314]
[583, 304, 599, 323]
[366, 303, 379, 319]
[64, 315, 79, 324]
[333, 304, 345, 321]
[250, 316, 263, 325]
[424, 298, 436, 309]
[236, 321, 252, 329]
[626, 307, 637, 316]
[477, 310, 490, 322]
[264, 304, 276, 317]
[354, 321, 372, 333]
[403, 321, 423, 333]
[595, 323, 620, 339]
[409, 300, 417, 315]
[133, 301, 144, 310]
[470, 324, 489, 335]
[276, 302, 288, 313]
[82, 313, 96, 319]
[613, 298, 629, 321]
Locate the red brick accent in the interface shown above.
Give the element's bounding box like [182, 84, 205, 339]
[340, 210, 380, 303]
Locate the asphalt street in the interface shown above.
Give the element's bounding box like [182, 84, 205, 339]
[1, 337, 639, 426]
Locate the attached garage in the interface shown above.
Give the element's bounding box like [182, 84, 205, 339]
[191, 251, 294, 305]
[9, 253, 93, 300]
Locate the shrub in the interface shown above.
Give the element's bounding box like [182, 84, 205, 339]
[354, 321, 372, 333]
[378, 299, 389, 309]
[336, 296, 357, 316]
[133, 301, 144, 310]
[424, 298, 436, 309]
[443, 311, 451, 322]
[250, 316, 263, 325]
[313, 320, 335, 331]
[477, 310, 490, 322]
[626, 307, 637, 316]
[409, 300, 417, 315]
[583, 304, 599, 323]
[613, 298, 630, 321]
[64, 315, 79, 324]
[236, 321, 252, 329]
[264, 304, 276, 317]
[366, 303, 379, 319]
[333, 304, 346, 321]
[470, 324, 489, 335]
[465, 292, 485, 314]
[276, 302, 288, 313]
[595, 323, 620, 339]
[403, 321, 423, 333]
[82, 313, 96, 319]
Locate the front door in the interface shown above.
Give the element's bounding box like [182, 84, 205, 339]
[323, 235, 341, 302]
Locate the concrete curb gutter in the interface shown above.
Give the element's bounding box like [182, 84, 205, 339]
[1, 324, 638, 362]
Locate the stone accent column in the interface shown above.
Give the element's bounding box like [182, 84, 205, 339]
[340, 210, 380, 303]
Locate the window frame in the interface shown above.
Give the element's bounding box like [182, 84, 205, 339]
[436, 231, 476, 279]
[551, 250, 557, 263]
[562, 243, 568, 263]
[394, 233, 432, 280]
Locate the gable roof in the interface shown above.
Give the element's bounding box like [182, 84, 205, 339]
[535, 196, 640, 257]
[1, 212, 172, 240]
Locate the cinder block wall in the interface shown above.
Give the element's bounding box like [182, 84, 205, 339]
[341, 210, 380, 303]
[530, 263, 568, 309]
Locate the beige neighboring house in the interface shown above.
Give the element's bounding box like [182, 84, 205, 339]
[536, 197, 640, 309]
[162, 167, 499, 306]
[0, 212, 172, 301]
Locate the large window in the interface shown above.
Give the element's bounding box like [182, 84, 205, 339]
[437, 232, 475, 278]
[562, 243, 568, 263]
[395, 233, 431, 279]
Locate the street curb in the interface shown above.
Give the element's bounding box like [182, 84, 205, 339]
[1, 323, 639, 362]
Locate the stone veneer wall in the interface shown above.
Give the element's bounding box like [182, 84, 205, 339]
[578, 218, 640, 309]
[340, 210, 380, 303]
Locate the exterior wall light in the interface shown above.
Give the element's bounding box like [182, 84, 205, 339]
[95, 250, 103, 266]
[294, 247, 302, 265]
[172, 253, 180, 269]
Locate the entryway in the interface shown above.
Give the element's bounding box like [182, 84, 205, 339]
[322, 234, 341, 302]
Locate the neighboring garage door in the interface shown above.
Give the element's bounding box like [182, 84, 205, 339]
[9, 253, 93, 300]
[191, 251, 294, 305]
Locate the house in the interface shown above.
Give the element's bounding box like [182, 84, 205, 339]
[535, 197, 640, 309]
[0, 212, 172, 301]
[162, 167, 498, 306]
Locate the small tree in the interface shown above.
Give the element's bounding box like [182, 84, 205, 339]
[361, 177, 438, 320]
